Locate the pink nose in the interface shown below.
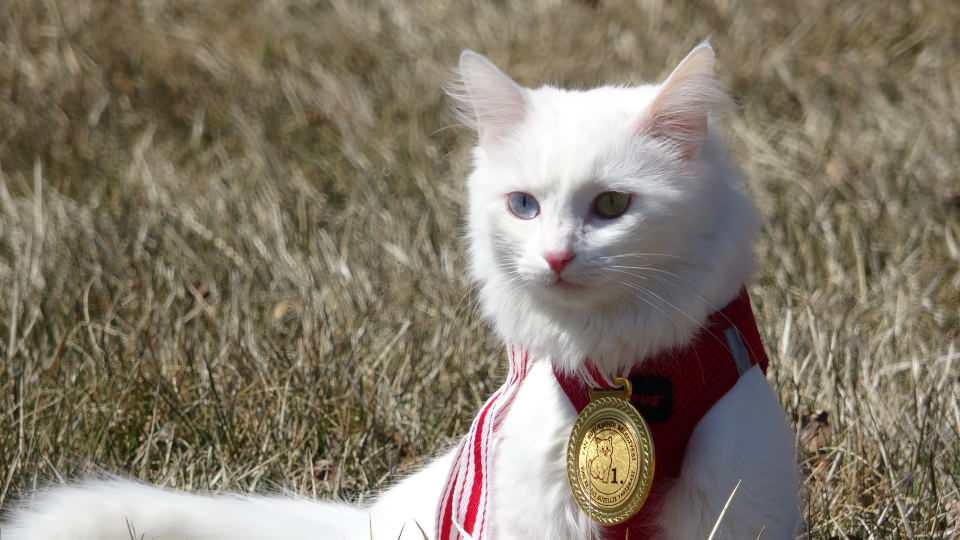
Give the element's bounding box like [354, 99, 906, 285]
[544, 250, 576, 273]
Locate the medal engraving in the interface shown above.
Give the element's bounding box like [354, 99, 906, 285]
[566, 386, 655, 525]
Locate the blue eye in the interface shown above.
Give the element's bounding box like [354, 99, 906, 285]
[507, 192, 540, 220]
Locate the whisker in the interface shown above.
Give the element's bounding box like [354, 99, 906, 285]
[614, 279, 672, 321]
[604, 252, 685, 260]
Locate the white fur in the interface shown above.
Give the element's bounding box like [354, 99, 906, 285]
[1, 44, 801, 539]
[1, 480, 368, 539]
[463, 44, 757, 376]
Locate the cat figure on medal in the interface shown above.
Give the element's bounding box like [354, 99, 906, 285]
[2, 43, 801, 540]
[589, 436, 615, 484]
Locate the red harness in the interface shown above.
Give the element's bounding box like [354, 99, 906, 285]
[435, 289, 768, 540]
[553, 289, 769, 539]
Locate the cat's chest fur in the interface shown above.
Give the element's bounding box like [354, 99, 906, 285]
[490, 359, 597, 539]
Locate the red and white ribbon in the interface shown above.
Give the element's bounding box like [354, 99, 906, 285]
[436, 347, 530, 540]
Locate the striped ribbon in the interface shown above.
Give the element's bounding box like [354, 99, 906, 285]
[436, 347, 530, 540]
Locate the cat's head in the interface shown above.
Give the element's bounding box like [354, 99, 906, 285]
[598, 437, 613, 455]
[451, 44, 759, 374]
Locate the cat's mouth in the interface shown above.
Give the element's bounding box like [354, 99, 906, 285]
[552, 276, 585, 290]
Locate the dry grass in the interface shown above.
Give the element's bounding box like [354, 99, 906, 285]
[1, 1, 958, 537]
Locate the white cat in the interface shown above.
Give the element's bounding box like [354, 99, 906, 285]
[1, 43, 801, 540]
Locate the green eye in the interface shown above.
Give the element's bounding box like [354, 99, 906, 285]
[592, 192, 632, 219]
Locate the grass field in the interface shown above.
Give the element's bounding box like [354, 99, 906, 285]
[1, 1, 959, 537]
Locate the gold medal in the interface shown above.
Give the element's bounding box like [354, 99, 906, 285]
[566, 377, 655, 525]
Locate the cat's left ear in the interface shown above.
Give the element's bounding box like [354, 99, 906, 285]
[639, 42, 731, 159]
[448, 50, 528, 148]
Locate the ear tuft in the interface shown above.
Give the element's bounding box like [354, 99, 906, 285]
[639, 42, 732, 158]
[446, 50, 528, 147]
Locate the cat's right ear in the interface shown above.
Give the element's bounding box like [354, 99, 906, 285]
[638, 42, 731, 160]
[448, 51, 528, 148]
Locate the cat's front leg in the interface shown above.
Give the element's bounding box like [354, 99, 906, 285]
[656, 366, 801, 539]
[368, 446, 456, 539]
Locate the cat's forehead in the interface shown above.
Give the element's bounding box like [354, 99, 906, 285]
[484, 84, 661, 191]
[528, 84, 659, 120]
